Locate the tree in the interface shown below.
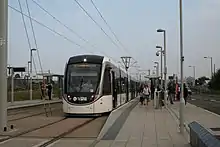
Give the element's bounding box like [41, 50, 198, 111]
[196, 76, 209, 85]
[209, 69, 220, 90]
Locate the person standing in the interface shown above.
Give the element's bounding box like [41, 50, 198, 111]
[47, 83, 53, 100]
[143, 85, 151, 105]
[183, 83, 188, 105]
[150, 84, 155, 100]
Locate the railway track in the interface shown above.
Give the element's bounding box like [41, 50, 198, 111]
[8, 103, 62, 121]
[0, 114, 108, 147]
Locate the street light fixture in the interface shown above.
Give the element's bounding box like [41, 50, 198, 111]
[156, 45, 163, 90]
[204, 56, 213, 77]
[157, 29, 167, 108]
[188, 65, 196, 86]
[30, 48, 37, 101]
[154, 61, 159, 77]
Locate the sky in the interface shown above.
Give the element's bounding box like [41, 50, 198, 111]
[8, 0, 220, 79]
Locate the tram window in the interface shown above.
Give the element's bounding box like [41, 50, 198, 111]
[103, 69, 111, 95]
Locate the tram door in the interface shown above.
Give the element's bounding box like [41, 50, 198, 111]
[111, 71, 117, 109]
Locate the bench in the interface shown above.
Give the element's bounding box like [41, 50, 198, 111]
[188, 121, 220, 147]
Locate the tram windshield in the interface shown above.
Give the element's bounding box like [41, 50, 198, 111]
[66, 63, 101, 93]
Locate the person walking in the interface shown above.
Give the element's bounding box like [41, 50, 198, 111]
[183, 83, 188, 105]
[143, 85, 151, 105]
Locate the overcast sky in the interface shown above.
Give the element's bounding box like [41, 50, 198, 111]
[8, 0, 220, 78]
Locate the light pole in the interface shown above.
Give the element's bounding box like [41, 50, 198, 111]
[179, 0, 185, 134]
[121, 56, 132, 102]
[204, 56, 213, 77]
[157, 29, 167, 107]
[189, 66, 196, 86]
[30, 48, 37, 100]
[154, 62, 159, 77]
[156, 46, 163, 88]
[0, 0, 8, 132]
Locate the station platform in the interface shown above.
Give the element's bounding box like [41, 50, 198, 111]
[8, 98, 62, 110]
[93, 98, 190, 147]
[167, 101, 220, 136]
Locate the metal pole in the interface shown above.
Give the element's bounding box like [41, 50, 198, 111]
[0, 0, 8, 132]
[30, 50, 33, 100]
[157, 65, 159, 77]
[211, 57, 213, 77]
[214, 64, 216, 75]
[160, 49, 163, 89]
[193, 66, 196, 86]
[179, 0, 185, 134]
[163, 31, 167, 107]
[11, 69, 14, 103]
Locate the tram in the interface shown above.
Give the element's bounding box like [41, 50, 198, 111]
[63, 55, 140, 115]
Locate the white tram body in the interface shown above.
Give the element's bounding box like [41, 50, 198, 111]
[63, 55, 139, 115]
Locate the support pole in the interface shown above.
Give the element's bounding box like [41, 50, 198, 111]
[0, 0, 8, 132]
[163, 31, 167, 107]
[30, 51, 33, 100]
[179, 0, 185, 134]
[11, 69, 14, 103]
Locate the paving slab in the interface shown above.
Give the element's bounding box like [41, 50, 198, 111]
[22, 118, 91, 138]
[111, 102, 190, 147]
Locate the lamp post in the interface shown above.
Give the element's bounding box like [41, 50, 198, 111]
[121, 56, 132, 102]
[204, 56, 213, 77]
[156, 46, 163, 88]
[0, 0, 8, 132]
[157, 29, 167, 107]
[189, 66, 196, 86]
[154, 62, 159, 77]
[30, 48, 37, 100]
[179, 0, 185, 134]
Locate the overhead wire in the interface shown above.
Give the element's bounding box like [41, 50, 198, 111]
[17, 0, 38, 75]
[25, 0, 44, 76]
[73, 0, 122, 51]
[9, 5, 93, 54]
[90, 0, 131, 55]
[73, 0, 138, 66]
[30, 0, 118, 62]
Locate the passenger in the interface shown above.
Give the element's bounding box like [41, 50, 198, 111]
[167, 81, 175, 104]
[47, 83, 53, 100]
[139, 84, 144, 105]
[143, 85, 151, 105]
[184, 83, 188, 105]
[150, 84, 155, 100]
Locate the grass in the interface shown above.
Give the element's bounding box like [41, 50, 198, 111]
[7, 88, 61, 102]
[7, 90, 42, 102]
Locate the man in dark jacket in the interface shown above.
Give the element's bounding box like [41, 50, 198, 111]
[47, 83, 52, 100]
